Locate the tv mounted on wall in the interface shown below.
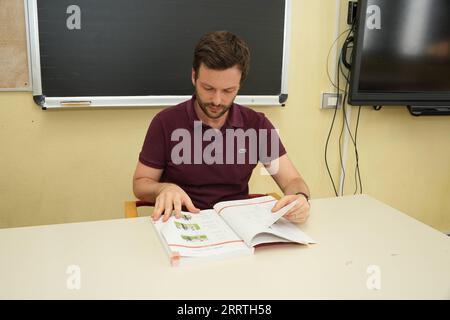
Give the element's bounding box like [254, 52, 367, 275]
[348, 0, 450, 115]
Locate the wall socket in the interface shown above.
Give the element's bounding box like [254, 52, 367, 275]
[321, 92, 342, 109]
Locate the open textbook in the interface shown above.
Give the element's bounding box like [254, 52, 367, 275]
[152, 195, 316, 266]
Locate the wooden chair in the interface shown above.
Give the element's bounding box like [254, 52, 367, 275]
[124, 192, 281, 218]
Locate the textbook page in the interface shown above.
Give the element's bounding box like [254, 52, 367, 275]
[156, 210, 252, 258]
[213, 196, 301, 245]
[250, 218, 316, 246]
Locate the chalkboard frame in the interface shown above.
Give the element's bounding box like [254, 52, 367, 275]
[27, 0, 292, 109]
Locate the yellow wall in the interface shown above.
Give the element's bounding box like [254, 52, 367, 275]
[343, 106, 450, 232]
[0, 0, 449, 232]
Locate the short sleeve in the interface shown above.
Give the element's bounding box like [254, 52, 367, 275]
[258, 116, 287, 164]
[138, 115, 167, 169]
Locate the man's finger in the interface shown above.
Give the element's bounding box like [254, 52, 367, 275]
[283, 202, 302, 216]
[271, 199, 288, 212]
[162, 196, 173, 222]
[292, 210, 310, 224]
[152, 197, 163, 220]
[174, 196, 182, 219]
[297, 205, 310, 217]
[184, 197, 200, 213]
[296, 216, 307, 224]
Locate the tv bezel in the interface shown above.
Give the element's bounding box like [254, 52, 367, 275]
[348, 0, 450, 106]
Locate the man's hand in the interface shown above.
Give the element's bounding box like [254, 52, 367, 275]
[271, 194, 310, 224]
[152, 184, 200, 222]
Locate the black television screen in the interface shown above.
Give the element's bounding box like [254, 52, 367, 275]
[349, 0, 450, 108]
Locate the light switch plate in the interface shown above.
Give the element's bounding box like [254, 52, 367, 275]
[321, 92, 342, 109]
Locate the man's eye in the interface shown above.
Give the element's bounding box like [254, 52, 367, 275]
[205, 88, 214, 91]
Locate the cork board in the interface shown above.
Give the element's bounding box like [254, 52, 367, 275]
[0, 0, 31, 90]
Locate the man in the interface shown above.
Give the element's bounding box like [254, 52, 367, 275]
[133, 31, 310, 223]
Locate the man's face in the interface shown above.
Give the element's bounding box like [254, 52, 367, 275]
[192, 64, 241, 120]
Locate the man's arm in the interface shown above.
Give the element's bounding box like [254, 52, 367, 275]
[133, 161, 200, 221]
[133, 161, 165, 203]
[264, 154, 310, 197]
[264, 154, 310, 224]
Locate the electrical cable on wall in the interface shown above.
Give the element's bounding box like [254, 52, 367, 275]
[326, 28, 352, 93]
[324, 19, 355, 197]
[340, 30, 363, 195]
[325, 15, 363, 196]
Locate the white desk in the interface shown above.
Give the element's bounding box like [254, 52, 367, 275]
[0, 195, 449, 299]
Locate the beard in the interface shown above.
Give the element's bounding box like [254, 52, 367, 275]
[195, 87, 235, 120]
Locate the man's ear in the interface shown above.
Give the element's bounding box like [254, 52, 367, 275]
[191, 68, 196, 87]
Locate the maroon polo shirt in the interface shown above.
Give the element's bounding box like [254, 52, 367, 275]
[139, 95, 286, 209]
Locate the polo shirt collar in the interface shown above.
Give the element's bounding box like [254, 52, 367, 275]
[186, 94, 244, 129]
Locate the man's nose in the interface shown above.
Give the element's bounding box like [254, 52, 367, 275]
[212, 91, 222, 106]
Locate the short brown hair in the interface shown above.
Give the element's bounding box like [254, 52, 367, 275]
[193, 31, 251, 84]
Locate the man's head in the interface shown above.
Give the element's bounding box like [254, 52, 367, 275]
[192, 31, 250, 120]
[193, 31, 251, 85]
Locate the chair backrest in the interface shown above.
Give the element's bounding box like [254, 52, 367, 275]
[124, 192, 280, 218]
